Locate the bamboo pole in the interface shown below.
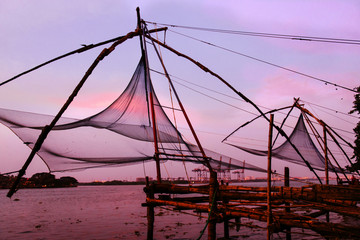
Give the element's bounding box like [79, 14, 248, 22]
[302, 112, 342, 180]
[284, 167, 291, 240]
[146, 198, 360, 239]
[150, 183, 360, 202]
[145, 177, 154, 240]
[208, 171, 217, 240]
[323, 126, 330, 223]
[267, 114, 274, 240]
[0, 28, 166, 87]
[235, 217, 241, 232]
[222, 181, 230, 239]
[272, 99, 299, 146]
[137, 7, 161, 183]
[296, 103, 358, 175]
[149, 91, 162, 183]
[146, 35, 323, 183]
[222, 105, 293, 143]
[323, 126, 329, 185]
[7, 30, 139, 198]
[146, 32, 213, 172]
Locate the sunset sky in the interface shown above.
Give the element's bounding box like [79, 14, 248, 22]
[0, 0, 359, 182]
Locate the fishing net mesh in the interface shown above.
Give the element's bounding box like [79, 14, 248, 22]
[226, 114, 341, 172]
[0, 57, 265, 173]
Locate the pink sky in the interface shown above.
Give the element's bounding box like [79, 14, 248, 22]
[0, 0, 359, 182]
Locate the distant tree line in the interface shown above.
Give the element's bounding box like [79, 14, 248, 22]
[0, 172, 78, 189]
[30, 172, 78, 188]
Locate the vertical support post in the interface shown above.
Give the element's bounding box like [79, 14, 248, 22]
[323, 126, 330, 222]
[285, 167, 291, 240]
[208, 171, 218, 240]
[222, 180, 230, 239]
[235, 217, 241, 232]
[137, 7, 161, 183]
[323, 126, 329, 185]
[149, 92, 161, 183]
[145, 177, 154, 240]
[267, 114, 274, 240]
[147, 37, 213, 173]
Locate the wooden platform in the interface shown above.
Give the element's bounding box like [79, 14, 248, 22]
[143, 174, 360, 240]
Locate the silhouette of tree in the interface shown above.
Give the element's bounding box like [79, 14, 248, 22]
[347, 86, 360, 172]
[30, 172, 56, 187]
[59, 176, 78, 186]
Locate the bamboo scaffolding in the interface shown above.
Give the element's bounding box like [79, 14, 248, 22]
[146, 34, 323, 183]
[7, 29, 143, 198]
[145, 195, 360, 239]
[144, 180, 359, 239]
[148, 183, 360, 202]
[4, 7, 357, 240]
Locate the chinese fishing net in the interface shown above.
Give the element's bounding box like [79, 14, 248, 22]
[226, 114, 341, 173]
[0, 57, 266, 173]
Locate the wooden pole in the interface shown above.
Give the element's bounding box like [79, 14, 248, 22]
[222, 181, 230, 239]
[272, 98, 299, 146]
[0, 28, 165, 87]
[7, 30, 138, 198]
[302, 113, 345, 180]
[323, 126, 330, 223]
[145, 177, 154, 240]
[208, 171, 218, 240]
[296, 103, 357, 175]
[146, 35, 213, 172]
[285, 167, 291, 240]
[137, 7, 161, 183]
[147, 35, 323, 184]
[235, 217, 241, 232]
[149, 91, 162, 183]
[267, 114, 274, 240]
[147, 198, 360, 239]
[323, 126, 329, 185]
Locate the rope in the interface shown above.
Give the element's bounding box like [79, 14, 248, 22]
[145, 21, 360, 46]
[153, 26, 189, 183]
[150, 68, 355, 136]
[196, 187, 218, 240]
[301, 100, 359, 120]
[162, 162, 171, 181]
[167, 28, 357, 93]
[142, 160, 147, 178]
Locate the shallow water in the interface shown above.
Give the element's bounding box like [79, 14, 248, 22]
[0, 182, 353, 240]
[0, 185, 268, 240]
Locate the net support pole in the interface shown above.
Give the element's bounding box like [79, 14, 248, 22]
[296, 103, 358, 175]
[222, 105, 293, 143]
[150, 91, 162, 183]
[272, 98, 299, 145]
[145, 176, 154, 240]
[147, 31, 213, 172]
[147, 35, 322, 184]
[323, 126, 329, 185]
[284, 167, 291, 240]
[267, 114, 274, 240]
[208, 171, 218, 240]
[1, 28, 166, 87]
[323, 126, 330, 223]
[222, 181, 230, 239]
[137, 7, 161, 183]
[6, 31, 138, 198]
